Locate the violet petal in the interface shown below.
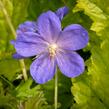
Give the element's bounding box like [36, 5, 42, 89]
[13, 53, 26, 59]
[56, 51, 84, 78]
[30, 53, 56, 84]
[16, 32, 47, 44]
[57, 24, 89, 51]
[14, 41, 47, 57]
[37, 11, 61, 42]
[17, 21, 38, 33]
[55, 6, 69, 20]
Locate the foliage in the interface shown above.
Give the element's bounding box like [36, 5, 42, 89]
[71, 0, 109, 109]
[0, 0, 109, 109]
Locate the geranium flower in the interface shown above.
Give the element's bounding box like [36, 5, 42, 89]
[11, 7, 89, 84]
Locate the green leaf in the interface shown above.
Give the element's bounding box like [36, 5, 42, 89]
[73, 0, 108, 36]
[71, 74, 107, 109]
[71, 0, 109, 109]
[0, 58, 20, 80]
[24, 95, 50, 109]
[0, 56, 31, 81]
[12, 0, 30, 28]
[0, 81, 17, 109]
[0, 94, 17, 109]
[13, 79, 51, 109]
[13, 78, 43, 100]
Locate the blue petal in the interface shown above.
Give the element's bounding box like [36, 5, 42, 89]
[30, 53, 56, 84]
[13, 53, 26, 59]
[14, 42, 47, 57]
[13, 33, 48, 57]
[56, 51, 84, 78]
[37, 11, 61, 42]
[16, 32, 47, 44]
[55, 6, 69, 20]
[17, 21, 38, 33]
[57, 24, 89, 50]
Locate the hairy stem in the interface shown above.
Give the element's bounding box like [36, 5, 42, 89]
[0, 0, 28, 81]
[54, 72, 58, 109]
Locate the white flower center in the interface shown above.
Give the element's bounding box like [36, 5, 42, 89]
[48, 43, 58, 57]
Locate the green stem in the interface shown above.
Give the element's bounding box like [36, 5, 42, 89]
[19, 60, 28, 81]
[0, 1, 28, 81]
[54, 72, 58, 109]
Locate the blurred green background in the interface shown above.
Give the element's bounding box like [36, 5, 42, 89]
[0, 0, 109, 109]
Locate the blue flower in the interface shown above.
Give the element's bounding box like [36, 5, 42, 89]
[11, 7, 89, 84]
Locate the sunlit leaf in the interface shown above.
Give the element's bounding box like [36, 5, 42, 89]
[71, 0, 109, 109]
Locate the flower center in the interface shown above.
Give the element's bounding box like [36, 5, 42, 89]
[48, 43, 58, 57]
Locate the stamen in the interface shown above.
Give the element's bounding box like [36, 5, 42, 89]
[48, 43, 58, 57]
